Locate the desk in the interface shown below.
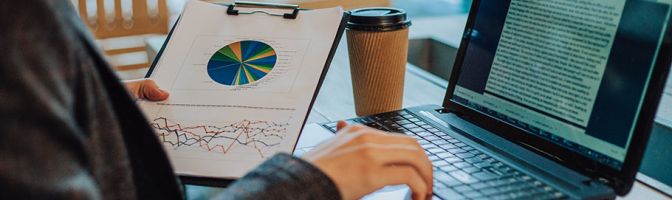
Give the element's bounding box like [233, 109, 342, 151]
[301, 22, 671, 200]
[185, 38, 670, 199]
[140, 15, 670, 200]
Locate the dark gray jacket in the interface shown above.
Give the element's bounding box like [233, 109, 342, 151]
[0, 0, 340, 199]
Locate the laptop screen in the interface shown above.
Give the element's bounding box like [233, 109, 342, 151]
[451, 0, 671, 169]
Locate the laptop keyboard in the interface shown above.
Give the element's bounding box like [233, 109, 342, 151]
[322, 110, 568, 200]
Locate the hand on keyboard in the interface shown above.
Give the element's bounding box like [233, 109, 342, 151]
[322, 111, 569, 200]
[302, 121, 434, 200]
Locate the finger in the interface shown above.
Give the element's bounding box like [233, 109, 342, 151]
[333, 129, 427, 160]
[336, 121, 348, 131]
[122, 79, 143, 99]
[372, 165, 430, 200]
[141, 79, 169, 101]
[358, 144, 434, 191]
[340, 124, 406, 137]
[333, 128, 388, 150]
[347, 130, 425, 150]
[336, 124, 368, 134]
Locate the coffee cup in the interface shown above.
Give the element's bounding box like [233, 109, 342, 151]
[345, 7, 412, 116]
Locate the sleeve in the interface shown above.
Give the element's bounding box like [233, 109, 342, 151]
[214, 153, 342, 200]
[0, 0, 102, 199]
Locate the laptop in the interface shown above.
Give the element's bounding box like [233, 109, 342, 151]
[299, 0, 672, 199]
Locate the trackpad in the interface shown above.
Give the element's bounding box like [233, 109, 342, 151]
[364, 185, 411, 200]
[294, 123, 336, 156]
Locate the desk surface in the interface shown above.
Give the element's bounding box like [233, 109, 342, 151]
[138, 14, 671, 199]
[305, 18, 670, 199]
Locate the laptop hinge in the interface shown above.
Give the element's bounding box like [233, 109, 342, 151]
[436, 108, 450, 114]
[584, 177, 602, 185]
[519, 142, 564, 163]
[584, 176, 612, 188]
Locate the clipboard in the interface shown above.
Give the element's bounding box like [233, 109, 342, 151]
[144, 1, 348, 187]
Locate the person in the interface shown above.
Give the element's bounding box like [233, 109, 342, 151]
[0, 1, 433, 199]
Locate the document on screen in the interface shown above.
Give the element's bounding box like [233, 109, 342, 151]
[484, 0, 627, 127]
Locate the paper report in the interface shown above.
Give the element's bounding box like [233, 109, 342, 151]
[139, 0, 343, 178]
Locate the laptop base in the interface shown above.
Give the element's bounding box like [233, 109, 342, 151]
[320, 105, 615, 200]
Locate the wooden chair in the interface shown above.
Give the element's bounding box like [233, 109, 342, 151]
[72, 0, 169, 71]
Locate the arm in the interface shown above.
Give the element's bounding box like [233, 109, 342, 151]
[124, 80, 433, 199]
[216, 122, 434, 200]
[216, 153, 342, 200]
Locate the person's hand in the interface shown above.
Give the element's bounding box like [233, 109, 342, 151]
[123, 78, 169, 101]
[302, 121, 433, 200]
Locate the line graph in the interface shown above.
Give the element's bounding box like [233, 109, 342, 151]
[151, 117, 289, 158]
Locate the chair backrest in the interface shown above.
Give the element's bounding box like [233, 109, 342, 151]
[74, 0, 168, 39]
[71, 0, 169, 72]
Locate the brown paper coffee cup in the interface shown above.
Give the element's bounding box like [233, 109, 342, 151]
[347, 29, 409, 116]
[345, 8, 411, 116]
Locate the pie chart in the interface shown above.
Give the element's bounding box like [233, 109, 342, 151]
[207, 40, 277, 86]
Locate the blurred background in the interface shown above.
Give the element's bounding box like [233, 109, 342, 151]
[67, 0, 472, 80]
[394, 0, 471, 17]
